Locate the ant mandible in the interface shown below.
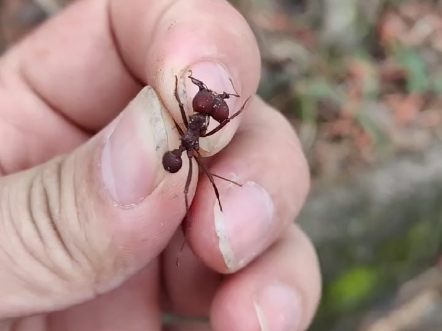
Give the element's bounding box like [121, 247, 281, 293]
[162, 71, 251, 266]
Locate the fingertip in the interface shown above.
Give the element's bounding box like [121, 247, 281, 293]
[209, 225, 322, 331]
[210, 279, 259, 331]
[211, 279, 304, 331]
[109, 0, 260, 157]
[142, 0, 260, 154]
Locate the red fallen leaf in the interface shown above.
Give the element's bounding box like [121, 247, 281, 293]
[349, 58, 371, 79]
[322, 117, 361, 138]
[354, 130, 373, 150]
[379, 61, 408, 82]
[378, 12, 409, 47]
[250, 10, 317, 48]
[322, 119, 349, 137]
[418, 110, 442, 128]
[399, 0, 435, 21]
[340, 60, 368, 117]
[292, 27, 318, 49]
[385, 93, 425, 126]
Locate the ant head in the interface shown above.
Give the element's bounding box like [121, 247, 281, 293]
[192, 90, 215, 115]
[211, 97, 229, 122]
[162, 150, 183, 173]
[192, 91, 229, 123]
[188, 73, 234, 122]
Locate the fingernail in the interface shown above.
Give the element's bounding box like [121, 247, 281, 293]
[180, 60, 241, 153]
[254, 283, 302, 331]
[214, 181, 275, 272]
[101, 87, 168, 207]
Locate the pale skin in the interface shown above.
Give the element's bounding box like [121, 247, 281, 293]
[0, 0, 321, 330]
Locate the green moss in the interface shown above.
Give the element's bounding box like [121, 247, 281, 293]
[326, 266, 379, 312]
[379, 219, 442, 264]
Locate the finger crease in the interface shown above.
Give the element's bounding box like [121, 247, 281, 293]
[30, 170, 75, 283]
[15, 60, 94, 136]
[106, 0, 144, 86]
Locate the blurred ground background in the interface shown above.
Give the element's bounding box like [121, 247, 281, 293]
[2, 0, 442, 330]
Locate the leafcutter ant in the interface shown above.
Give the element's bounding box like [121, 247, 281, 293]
[162, 71, 251, 266]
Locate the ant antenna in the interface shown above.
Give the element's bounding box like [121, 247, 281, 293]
[188, 70, 209, 91]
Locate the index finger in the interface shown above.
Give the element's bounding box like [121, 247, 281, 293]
[1, 0, 260, 156]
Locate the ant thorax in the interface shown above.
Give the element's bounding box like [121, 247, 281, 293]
[187, 113, 207, 132]
[180, 113, 207, 151]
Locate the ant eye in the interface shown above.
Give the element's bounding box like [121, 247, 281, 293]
[192, 90, 215, 114]
[162, 151, 182, 173]
[211, 100, 229, 122]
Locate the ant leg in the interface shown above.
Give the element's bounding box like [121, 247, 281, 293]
[229, 77, 240, 96]
[219, 92, 240, 99]
[172, 118, 185, 137]
[218, 78, 241, 99]
[174, 75, 189, 128]
[195, 151, 242, 187]
[201, 116, 210, 136]
[194, 150, 241, 187]
[183, 152, 193, 223]
[201, 107, 242, 137]
[194, 151, 223, 212]
[212, 174, 242, 187]
[188, 71, 209, 91]
[202, 96, 251, 137]
[176, 152, 194, 267]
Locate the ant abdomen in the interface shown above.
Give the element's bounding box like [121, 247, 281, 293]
[192, 90, 229, 122]
[162, 150, 183, 173]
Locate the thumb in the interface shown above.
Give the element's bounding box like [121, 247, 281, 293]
[0, 87, 190, 318]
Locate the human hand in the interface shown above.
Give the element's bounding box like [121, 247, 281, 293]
[0, 0, 321, 330]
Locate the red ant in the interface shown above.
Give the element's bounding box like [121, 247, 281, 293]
[162, 71, 251, 266]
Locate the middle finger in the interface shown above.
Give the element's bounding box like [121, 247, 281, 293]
[187, 96, 310, 273]
[162, 96, 310, 313]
